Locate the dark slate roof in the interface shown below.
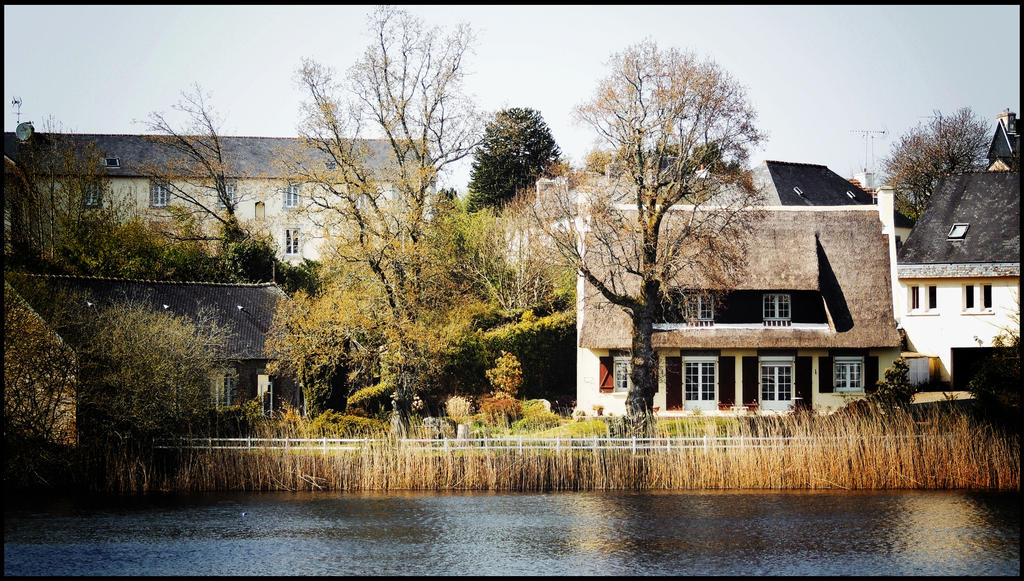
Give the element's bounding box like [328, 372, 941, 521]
[753, 160, 875, 206]
[987, 117, 1019, 165]
[4, 132, 392, 179]
[897, 171, 1020, 265]
[30, 275, 287, 360]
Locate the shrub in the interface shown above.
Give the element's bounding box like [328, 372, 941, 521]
[309, 410, 388, 438]
[869, 358, 916, 409]
[479, 395, 523, 424]
[512, 400, 561, 431]
[445, 395, 474, 424]
[485, 350, 523, 397]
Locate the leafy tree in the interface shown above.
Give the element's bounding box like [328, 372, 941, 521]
[294, 6, 483, 435]
[881, 107, 989, 220]
[4, 120, 114, 271]
[467, 107, 562, 211]
[533, 40, 765, 430]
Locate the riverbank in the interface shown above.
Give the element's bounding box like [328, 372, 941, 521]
[115, 404, 1018, 494]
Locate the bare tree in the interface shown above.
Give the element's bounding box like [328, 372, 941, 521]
[141, 83, 247, 245]
[881, 107, 989, 221]
[293, 6, 483, 435]
[534, 40, 765, 428]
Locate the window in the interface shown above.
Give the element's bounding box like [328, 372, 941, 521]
[686, 294, 714, 324]
[927, 285, 937, 311]
[613, 355, 631, 393]
[793, 186, 803, 196]
[760, 360, 792, 405]
[763, 293, 791, 323]
[83, 183, 102, 207]
[910, 285, 920, 311]
[834, 357, 864, 393]
[964, 284, 975, 310]
[285, 228, 301, 255]
[211, 371, 237, 408]
[150, 182, 170, 207]
[947, 223, 969, 239]
[284, 183, 301, 209]
[217, 182, 237, 209]
[684, 360, 716, 402]
[103, 157, 120, 168]
[983, 284, 992, 309]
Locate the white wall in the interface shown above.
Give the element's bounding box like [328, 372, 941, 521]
[897, 277, 1019, 383]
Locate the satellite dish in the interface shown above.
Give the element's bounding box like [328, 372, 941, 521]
[15, 122, 34, 141]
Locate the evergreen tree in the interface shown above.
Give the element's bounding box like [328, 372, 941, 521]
[467, 108, 561, 211]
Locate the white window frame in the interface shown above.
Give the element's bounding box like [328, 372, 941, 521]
[284, 183, 301, 209]
[285, 228, 302, 256]
[83, 183, 102, 207]
[763, 293, 791, 322]
[684, 357, 716, 408]
[909, 285, 920, 312]
[217, 182, 238, 209]
[686, 295, 714, 324]
[613, 355, 631, 393]
[150, 182, 171, 208]
[982, 284, 993, 311]
[211, 370, 238, 408]
[760, 356, 793, 411]
[947, 223, 969, 239]
[927, 285, 937, 311]
[834, 356, 864, 393]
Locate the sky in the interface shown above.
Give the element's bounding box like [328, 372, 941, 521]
[4, 5, 1020, 192]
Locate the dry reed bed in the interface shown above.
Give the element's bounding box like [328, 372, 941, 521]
[107, 407, 1019, 493]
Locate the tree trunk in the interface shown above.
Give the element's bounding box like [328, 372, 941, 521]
[626, 286, 659, 435]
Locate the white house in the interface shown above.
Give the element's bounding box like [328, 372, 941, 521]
[892, 171, 1020, 389]
[575, 206, 903, 416]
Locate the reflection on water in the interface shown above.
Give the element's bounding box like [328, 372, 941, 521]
[4, 490, 1019, 576]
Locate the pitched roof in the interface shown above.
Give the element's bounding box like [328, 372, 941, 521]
[987, 110, 1019, 166]
[897, 171, 1020, 265]
[578, 207, 900, 350]
[27, 275, 287, 360]
[752, 160, 875, 206]
[3, 132, 393, 180]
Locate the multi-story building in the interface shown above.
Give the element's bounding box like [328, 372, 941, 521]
[4, 130, 389, 262]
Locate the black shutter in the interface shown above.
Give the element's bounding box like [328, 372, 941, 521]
[718, 356, 735, 406]
[865, 356, 879, 393]
[742, 356, 758, 406]
[795, 356, 812, 410]
[819, 356, 834, 393]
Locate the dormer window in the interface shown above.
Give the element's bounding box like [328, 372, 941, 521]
[947, 223, 969, 239]
[763, 293, 791, 326]
[104, 157, 120, 167]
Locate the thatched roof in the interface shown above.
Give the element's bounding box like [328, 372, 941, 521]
[579, 207, 901, 350]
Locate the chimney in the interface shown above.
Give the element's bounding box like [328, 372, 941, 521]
[998, 108, 1016, 133]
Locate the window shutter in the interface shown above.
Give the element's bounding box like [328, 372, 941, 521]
[599, 356, 614, 392]
[741, 356, 758, 405]
[819, 356, 834, 393]
[718, 356, 735, 406]
[865, 356, 879, 393]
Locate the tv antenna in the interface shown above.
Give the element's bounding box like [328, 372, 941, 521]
[850, 129, 886, 172]
[11, 96, 23, 124]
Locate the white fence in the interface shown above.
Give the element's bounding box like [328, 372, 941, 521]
[154, 435, 935, 454]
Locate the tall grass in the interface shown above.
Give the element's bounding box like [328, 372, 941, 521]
[100, 405, 1018, 493]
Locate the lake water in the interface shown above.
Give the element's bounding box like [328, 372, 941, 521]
[4, 489, 1019, 576]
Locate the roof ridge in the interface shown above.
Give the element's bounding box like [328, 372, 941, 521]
[23, 273, 278, 287]
[763, 160, 828, 168]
